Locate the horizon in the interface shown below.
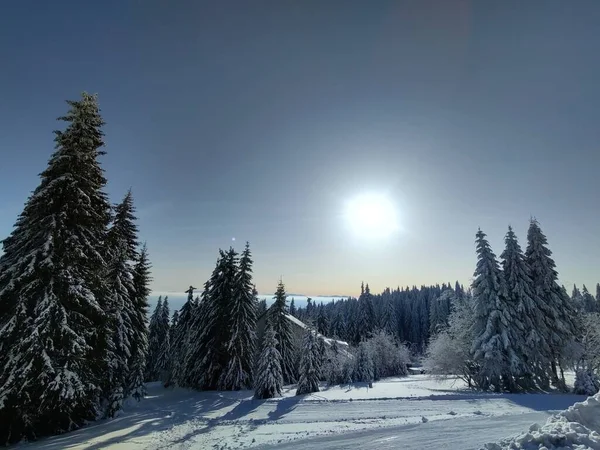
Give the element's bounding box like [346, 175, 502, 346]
[2, 1, 600, 295]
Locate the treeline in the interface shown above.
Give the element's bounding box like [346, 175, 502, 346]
[144, 261, 413, 400]
[426, 222, 600, 394]
[292, 282, 467, 352]
[0, 94, 152, 444]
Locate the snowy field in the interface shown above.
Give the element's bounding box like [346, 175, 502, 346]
[16, 374, 588, 450]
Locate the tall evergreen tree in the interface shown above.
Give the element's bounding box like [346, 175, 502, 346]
[221, 242, 257, 390]
[128, 244, 151, 400]
[296, 328, 321, 396]
[582, 285, 597, 313]
[525, 219, 579, 388]
[146, 297, 164, 382]
[104, 191, 140, 415]
[500, 226, 545, 390]
[289, 298, 296, 317]
[0, 93, 112, 443]
[186, 249, 237, 390]
[155, 297, 171, 383]
[471, 229, 522, 392]
[269, 280, 297, 383]
[571, 285, 584, 312]
[254, 324, 283, 399]
[167, 286, 197, 387]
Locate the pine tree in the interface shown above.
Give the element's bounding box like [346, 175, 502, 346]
[167, 286, 197, 387]
[128, 244, 151, 400]
[155, 297, 171, 383]
[289, 298, 296, 317]
[572, 285, 584, 312]
[146, 297, 163, 382]
[269, 280, 297, 384]
[254, 324, 283, 399]
[0, 93, 112, 443]
[221, 242, 257, 390]
[525, 219, 579, 389]
[500, 226, 545, 390]
[104, 191, 140, 416]
[471, 229, 521, 392]
[582, 285, 597, 313]
[296, 328, 321, 395]
[355, 341, 374, 384]
[186, 249, 237, 390]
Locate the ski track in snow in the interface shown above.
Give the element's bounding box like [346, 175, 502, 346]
[17, 375, 586, 450]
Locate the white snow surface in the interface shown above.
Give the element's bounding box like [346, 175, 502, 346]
[284, 313, 349, 348]
[17, 375, 587, 450]
[484, 393, 600, 450]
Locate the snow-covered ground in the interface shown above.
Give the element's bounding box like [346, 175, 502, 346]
[18, 375, 586, 450]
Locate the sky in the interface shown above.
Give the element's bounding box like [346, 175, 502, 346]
[1, 1, 600, 297]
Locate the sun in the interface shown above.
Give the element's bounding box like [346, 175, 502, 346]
[344, 193, 399, 239]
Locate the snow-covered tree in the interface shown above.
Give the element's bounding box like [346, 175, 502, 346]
[424, 295, 476, 386]
[367, 330, 410, 380]
[582, 285, 597, 313]
[155, 297, 171, 383]
[574, 369, 600, 396]
[104, 190, 140, 416]
[572, 285, 584, 312]
[0, 93, 112, 443]
[354, 341, 374, 384]
[146, 297, 164, 382]
[128, 244, 151, 400]
[429, 289, 454, 336]
[525, 219, 579, 389]
[269, 280, 297, 383]
[296, 328, 321, 395]
[166, 286, 196, 387]
[471, 228, 524, 392]
[254, 324, 283, 399]
[500, 226, 544, 391]
[186, 249, 237, 390]
[221, 242, 257, 390]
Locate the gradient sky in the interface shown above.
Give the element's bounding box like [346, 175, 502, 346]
[1, 1, 600, 297]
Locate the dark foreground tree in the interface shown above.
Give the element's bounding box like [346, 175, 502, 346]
[296, 328, 321, 396]
[0, 93, 112, 444]
[269, 280, 297, 383]
[254, 325, 284, 399]
[221, 243, 257, 390]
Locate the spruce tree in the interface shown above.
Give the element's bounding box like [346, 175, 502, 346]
[104, 191, 140, 415]
[186, 249, 237, 390]
[254, 324, 283, 399]
[290, 298, 296, 317]
[0, 93, 112, 443]
[355, 341, 374, 384]
[167, 286, 196, 387]
[146, 297, 164, 382]
[500, 226, 546, 390]
[269, 280, 297, 383]
[155, 297, 171, 383]
[525, 219, 578, 388]
[471, 229, 519, 392]
[582, 285, 596, 313]
[128, 244, 151, 399]
[296, 328, 321, 396]
[572, 285, 584, 312]
[221, 242, 257, 390]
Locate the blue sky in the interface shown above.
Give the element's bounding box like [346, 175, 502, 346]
[1, 1, 600, 296]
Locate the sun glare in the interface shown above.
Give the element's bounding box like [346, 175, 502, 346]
[345, 193, 399, 239]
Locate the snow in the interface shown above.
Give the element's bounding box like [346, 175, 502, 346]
[484, 393, 600, 450]
[285, 314, 349, 348]
[17, 375, 587, 450]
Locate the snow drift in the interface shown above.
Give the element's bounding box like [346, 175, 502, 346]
[484, 394, 600, 450]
